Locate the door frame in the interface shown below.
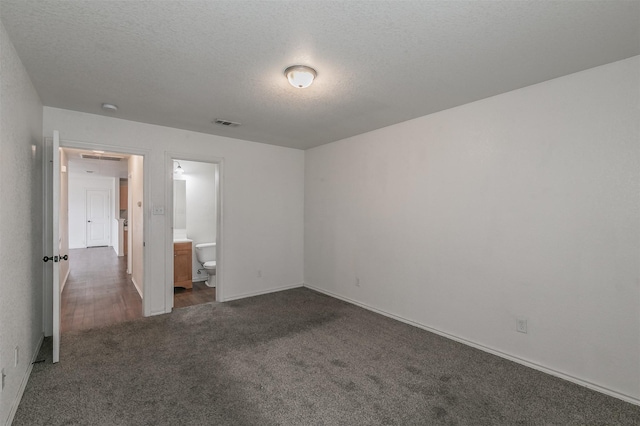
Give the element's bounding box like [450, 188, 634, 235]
[85, 188, 111, 247]
[164, 151, 224, 305]
[43, 136, 152, 338]
[42, 135, 61, 340]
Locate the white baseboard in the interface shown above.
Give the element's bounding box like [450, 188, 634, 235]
[223, 283, 304, 302]
[60, 266, 71, 292]
[304, 283, 640, 407]
[113, 245, 124, 257]
[131, 277, 143, 298]
[5, 333, 44, 426]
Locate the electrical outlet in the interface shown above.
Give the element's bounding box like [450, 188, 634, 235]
[355, 277, 360, 287]
[14, 346, 19, 367]
[257, 270, 262, 278]
[516, 318, 528, 334]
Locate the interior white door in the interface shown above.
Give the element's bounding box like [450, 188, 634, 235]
[51, 130, 61, 363]
[86, 189, 110, 247]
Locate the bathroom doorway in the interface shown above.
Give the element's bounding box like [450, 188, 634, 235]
[167, 155, 222, 309]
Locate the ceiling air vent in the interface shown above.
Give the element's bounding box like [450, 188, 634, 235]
[80, 154, 123, 161]
[213, 119, 241, 127]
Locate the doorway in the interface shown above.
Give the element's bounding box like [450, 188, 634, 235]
[57, 146, 144, 332]
[44, 133, 151, 362]
[168, 156, 222, 309]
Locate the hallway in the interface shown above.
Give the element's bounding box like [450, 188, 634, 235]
[61, 247, 142, 332]
[61, 247, 217, 332]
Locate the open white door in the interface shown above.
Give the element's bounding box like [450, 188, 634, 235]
[45, 130, 62, 363]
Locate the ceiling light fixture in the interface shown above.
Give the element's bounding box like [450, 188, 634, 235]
[101, 103, 118, 112]
[284, 65, 317, 89]
[173, 160, 184, 176]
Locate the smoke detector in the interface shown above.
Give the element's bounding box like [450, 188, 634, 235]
[101, 103, 118, 112]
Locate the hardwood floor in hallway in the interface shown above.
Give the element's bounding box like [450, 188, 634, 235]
[174, 281, 216, 308]
[61, 247, 217, 332]
[61, 247, 142, 332]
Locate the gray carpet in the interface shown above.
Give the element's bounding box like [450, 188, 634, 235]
[14, 287, 640, 425]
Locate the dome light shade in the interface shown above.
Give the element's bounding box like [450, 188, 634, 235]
[284, 65, 317, 89]
[101, 103, 118, 112]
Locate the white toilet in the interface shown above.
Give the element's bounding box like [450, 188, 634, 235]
[195, 242, 216, 287]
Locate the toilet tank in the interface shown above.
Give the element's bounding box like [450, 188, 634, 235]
[195, 242, 216, 263]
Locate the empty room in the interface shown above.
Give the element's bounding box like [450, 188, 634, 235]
[1, 1, 638, 425]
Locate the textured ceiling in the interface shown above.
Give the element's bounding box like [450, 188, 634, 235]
[2, 1, 639, 150]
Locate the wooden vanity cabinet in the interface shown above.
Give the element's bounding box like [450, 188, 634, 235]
[119, 183, 128, 210]
[174, 241, 193, 289]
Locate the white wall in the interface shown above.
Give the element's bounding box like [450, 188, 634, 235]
[111, 218, 120, 256]
[305, 57, 640, 403]
[59, 149, 69, 289]
[68, 175, 116, 249]
[179, 160, 217, 280]
[0, 22, 44, 424]
[129, 155, 144, 296]
[112, 178, 120, 256]
[43, 107, 305, 313]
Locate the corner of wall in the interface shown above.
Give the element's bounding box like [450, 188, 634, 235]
[0, 21, 45, 425]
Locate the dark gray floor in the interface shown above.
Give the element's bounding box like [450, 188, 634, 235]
[14, 288, 640, 425]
